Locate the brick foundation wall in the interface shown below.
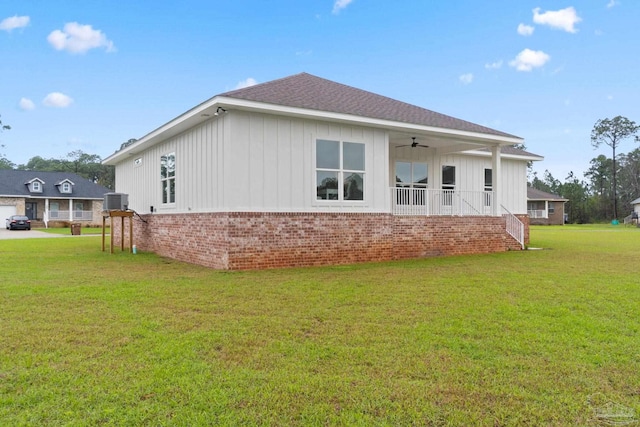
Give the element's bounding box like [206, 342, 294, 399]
[112, 212, 528, 270]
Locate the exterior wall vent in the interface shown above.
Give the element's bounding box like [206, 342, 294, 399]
[103, 193, 129, 211]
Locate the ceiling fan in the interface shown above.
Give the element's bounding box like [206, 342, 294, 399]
[396, 137, 429, 149]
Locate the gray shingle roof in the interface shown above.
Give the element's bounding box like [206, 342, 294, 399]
[220, 73, 519, 139]
[527, 187, 568, 201]
[476, 145, 543, 158]
[0, 170, 111, 199]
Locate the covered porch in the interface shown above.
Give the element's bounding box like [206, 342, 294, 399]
[25, 198, 101, 227]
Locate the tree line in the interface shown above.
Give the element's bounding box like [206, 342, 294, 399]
[3, 113, 639, 223]
[529, 116, 640, 223]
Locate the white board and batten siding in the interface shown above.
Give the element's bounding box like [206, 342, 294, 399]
[389, 149, 528, 215]
[439, 153, 528, 215]
[115, 110, 391, 214]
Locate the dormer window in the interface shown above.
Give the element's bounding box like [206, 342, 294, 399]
[56, 179, 75, 194]
[27, 179, 45, 193]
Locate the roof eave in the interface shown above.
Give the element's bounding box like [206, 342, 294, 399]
[103, 96, 524, 165]
[463, 149, 544, 162]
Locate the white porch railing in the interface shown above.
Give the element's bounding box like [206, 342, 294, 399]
[391, 188, 494, 216]
[502, 205, 525, 249]
[48, 210, 94, 221]
[528, 209, 547, 219]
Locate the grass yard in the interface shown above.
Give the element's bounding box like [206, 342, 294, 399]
[36, 226, 109, 235]
[1, 225, 640, 426]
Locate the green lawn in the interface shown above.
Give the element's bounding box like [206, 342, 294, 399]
[1, 225, 639, 426]
[36, 226, 109, 235]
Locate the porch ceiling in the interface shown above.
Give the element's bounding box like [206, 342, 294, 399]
[389, 131, 500, 154]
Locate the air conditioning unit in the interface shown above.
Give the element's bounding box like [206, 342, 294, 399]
[103, 193, 129, 211]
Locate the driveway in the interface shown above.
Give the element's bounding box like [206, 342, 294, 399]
[0, 228, 68, 240]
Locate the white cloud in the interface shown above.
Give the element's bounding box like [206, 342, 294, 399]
[595, 29, 604, 36]
[509, 48, 550, 72]
[517, 23, 535, 36]
[43, 92, 73, 108]
[607, 95, 614, 100]
[459, 73, 474, 85]
[19, 98, 35, 111]
[47, 22, 115, 54]
[607, 0, 618, 8]
[0, 15, 30, 32]
[532, 7, 582, 33]
[485, 60, 503, 70]
[235, 78, 258, 89]
[332, 0, 354, 14]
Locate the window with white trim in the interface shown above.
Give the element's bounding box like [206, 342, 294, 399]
[61, 182, 72, 193]
[316, 139, 365, 201]
[484, 168, 492, 206]
[548, 202, 555, 214]
[160, 153, 176, 204]
[73, 202, 84, 218]
[395, 161, 428, 188]
[31, 181, 42, 192]
[442, 165, 456, 205]
[50, 202, 60, 219]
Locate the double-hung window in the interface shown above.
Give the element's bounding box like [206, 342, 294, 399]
[160, 153, 176, 204]
[316, 139, 365, 202]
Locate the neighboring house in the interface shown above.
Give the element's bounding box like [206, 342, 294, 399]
[103, 73, 543, 270]
[527, 188, 568, 225]
[0, 170, 111, 227]
[629, 197, 640, 223]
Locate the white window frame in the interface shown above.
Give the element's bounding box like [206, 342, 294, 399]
[484, 168, 492, 207]
[31, 181, 42, 193]
[73, 202, 84, 218]
[395, 161, 428, 189]
[441, 165, 456, 206]
[160, 152, 176, 205]
[61, 182, 72, 194]
[314, 139, 366, 204]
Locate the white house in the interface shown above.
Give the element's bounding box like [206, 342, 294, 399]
[104, 73, 542, 269]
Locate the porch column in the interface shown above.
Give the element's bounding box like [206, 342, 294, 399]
[545, 200, 549, 218]
[44, 198, 49, 228]
[491, 145, 501, 216]
[69, 199, 73, 222]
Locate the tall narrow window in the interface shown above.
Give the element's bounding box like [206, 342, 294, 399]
[442, 165, 455, 205]
[396, 161, 428, 205]
[74, 202, 84, 219]
[484, 168, 492, 207]
[161, 153, 176, 204]
[316, 139, 365, 201]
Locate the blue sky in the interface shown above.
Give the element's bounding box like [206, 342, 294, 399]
[1, 0, 638, 181]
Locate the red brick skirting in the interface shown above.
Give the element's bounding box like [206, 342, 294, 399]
[112, 212, 528, 270]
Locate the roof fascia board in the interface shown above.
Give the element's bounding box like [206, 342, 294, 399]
[463, 149, 544, 162]
[104, 95, 524, 165]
